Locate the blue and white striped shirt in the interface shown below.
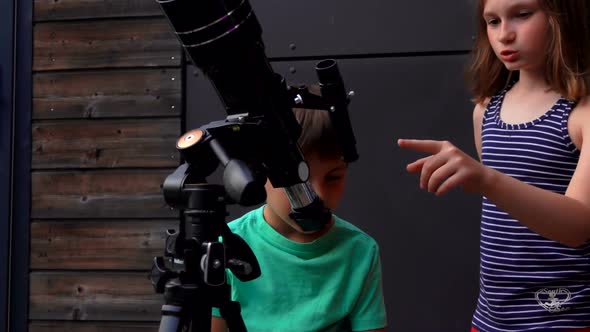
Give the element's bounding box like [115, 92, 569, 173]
[472, 83, 590, 332]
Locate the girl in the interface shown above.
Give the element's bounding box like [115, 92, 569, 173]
[399, 0, 590, 331]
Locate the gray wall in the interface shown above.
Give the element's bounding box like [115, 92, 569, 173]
[187, 1, 482, 331]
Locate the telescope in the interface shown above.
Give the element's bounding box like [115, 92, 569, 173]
[149, 0, 359, 331]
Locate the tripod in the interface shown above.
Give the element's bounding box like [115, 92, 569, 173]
[150, 160, 262, 332]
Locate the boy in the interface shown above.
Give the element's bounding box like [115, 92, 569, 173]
[212, 108, 387, 332]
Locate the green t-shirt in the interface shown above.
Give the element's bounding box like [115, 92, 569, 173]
[213, 206, 387, 332]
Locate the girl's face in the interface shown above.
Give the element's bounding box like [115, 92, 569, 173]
[483, 0, 550, 73]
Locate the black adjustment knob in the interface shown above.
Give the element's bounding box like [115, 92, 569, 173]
[149, 256, 175, 293]
[202, 242, 226, 286]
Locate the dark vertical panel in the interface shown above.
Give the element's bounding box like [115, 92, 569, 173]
[187, 56, 481, 331]
[10, 0, 33, 331]
[0, 0, 14, 330]
[184, 1, 483, 330]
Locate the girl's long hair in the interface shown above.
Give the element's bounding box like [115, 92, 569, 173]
[467, 0, 590, 104]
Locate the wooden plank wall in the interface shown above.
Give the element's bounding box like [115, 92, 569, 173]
[30, 0, 182, 330]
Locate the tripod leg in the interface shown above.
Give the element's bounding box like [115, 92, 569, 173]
[188, 302, 213, 332]
[219, 301, 247, 332]
[159, 305, 185, 332]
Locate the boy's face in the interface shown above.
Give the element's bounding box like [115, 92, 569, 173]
[264, 153, 348, 233]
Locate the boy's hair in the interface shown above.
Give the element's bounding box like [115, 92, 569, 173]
[467, 0, 590, 103]
[293, 107, 342, 160]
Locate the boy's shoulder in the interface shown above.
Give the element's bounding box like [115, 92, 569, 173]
[226, 206, 264, 234]
[332, 215, 379, 249]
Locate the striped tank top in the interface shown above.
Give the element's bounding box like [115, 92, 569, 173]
[473, 82, 590, 332]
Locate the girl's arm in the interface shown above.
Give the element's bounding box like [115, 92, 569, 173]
[398, 102, 590, 248]
[481, 156, 590, 248]
[472, 100, 486, 160]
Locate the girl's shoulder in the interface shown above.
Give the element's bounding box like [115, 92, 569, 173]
[573, 95, 590, 112]
[569, 96, 590, 149]
[473, 97, 491, 122]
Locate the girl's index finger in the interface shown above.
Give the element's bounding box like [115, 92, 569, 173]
[397, 139, 444, 154]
